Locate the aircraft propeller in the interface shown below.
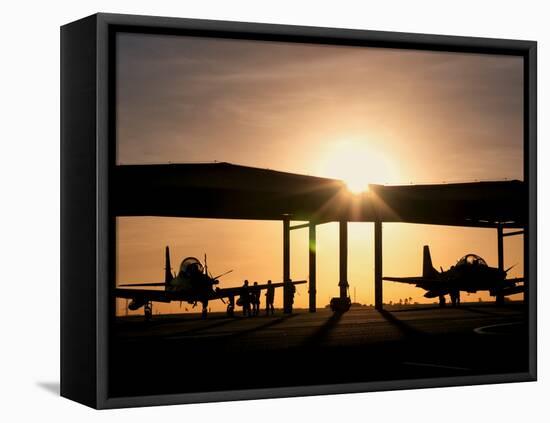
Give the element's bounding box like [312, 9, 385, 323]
[504, 264, 518, 274]
[213, 270, 233, 280]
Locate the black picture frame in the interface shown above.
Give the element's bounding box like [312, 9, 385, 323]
[61, 12, 537, 409]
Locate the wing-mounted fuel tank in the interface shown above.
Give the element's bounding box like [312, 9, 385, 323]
[128, 298, 146, 310]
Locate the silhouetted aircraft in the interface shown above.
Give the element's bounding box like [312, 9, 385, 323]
[383, 246, 524, 307]
[116, 247, 306, 320]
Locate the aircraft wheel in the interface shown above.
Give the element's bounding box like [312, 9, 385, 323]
[450, 294, 457, 307]
[144, 305, 152, 321]
[438, 295, 446, 307]
[227, 304, 234, 317]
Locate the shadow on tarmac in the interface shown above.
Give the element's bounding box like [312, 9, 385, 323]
[378, 309, 423, 337]
[303, 312, 343, 348]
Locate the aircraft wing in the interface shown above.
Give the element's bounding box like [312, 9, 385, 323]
[119, 282, 166, 287]
[115, 288, 172, 303]
[505, 277, 524, 284]
[501, 285, 525, 296]
[383, 276, 428, 285]
[213, 280, 307, 299]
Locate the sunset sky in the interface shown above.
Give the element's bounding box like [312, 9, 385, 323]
[115, 32, 524, 315]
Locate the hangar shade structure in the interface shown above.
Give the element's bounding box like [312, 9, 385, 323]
[113, 162, 527, 311]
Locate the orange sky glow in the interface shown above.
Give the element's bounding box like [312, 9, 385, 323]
[115, 33, 524, 315]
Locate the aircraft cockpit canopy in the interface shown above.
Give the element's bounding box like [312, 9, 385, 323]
[457, 254, 487, 267]
[180, 257, 204, 275]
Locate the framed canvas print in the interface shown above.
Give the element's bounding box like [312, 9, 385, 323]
[60, 13, 537, 409]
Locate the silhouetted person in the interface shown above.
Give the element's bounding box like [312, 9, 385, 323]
[240, 280, 251, 317]
[265, 280, 275, 315]
[251, 281, 260, 316]
[283, 279, 296, 313]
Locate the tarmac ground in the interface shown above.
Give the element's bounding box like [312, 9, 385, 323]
[110, 302, 529, 397]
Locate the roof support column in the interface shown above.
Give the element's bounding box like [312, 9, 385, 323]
[283, 216, 291, 313]
[374, 220, 383, 310]
[497, 224, 504, 272]
[496, 224, 504, 305]
[309, 222, 317, 312]
[339, 221, 349, 300]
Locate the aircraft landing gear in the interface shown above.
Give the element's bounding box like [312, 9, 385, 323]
[438, 295, 446, 307]
[450, 291, 460, 307]
[144, 302, 153, 321]
[201, 301, 208, 319]
[226, 304, 234, 317]
[227, 296, 235, 317]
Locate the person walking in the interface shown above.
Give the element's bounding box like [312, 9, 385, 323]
[265, 280, 275, 316]
[251, 281, 261, 316]
[283, 279, 296, 313]
[240, 280, 251, 317]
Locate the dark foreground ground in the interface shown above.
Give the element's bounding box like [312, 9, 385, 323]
[110, 302, 529, 398]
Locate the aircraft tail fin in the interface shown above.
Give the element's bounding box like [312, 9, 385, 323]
[165, 246, 173, 284]
[422, 245, 438, 278]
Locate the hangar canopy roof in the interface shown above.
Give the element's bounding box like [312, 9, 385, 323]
[113, 162, 526, 228]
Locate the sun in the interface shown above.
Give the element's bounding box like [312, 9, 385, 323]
[316, 139, 399, 193]
[339, 157, 371, 194]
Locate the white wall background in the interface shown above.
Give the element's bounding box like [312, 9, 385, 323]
[0, 0, 547, 420]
